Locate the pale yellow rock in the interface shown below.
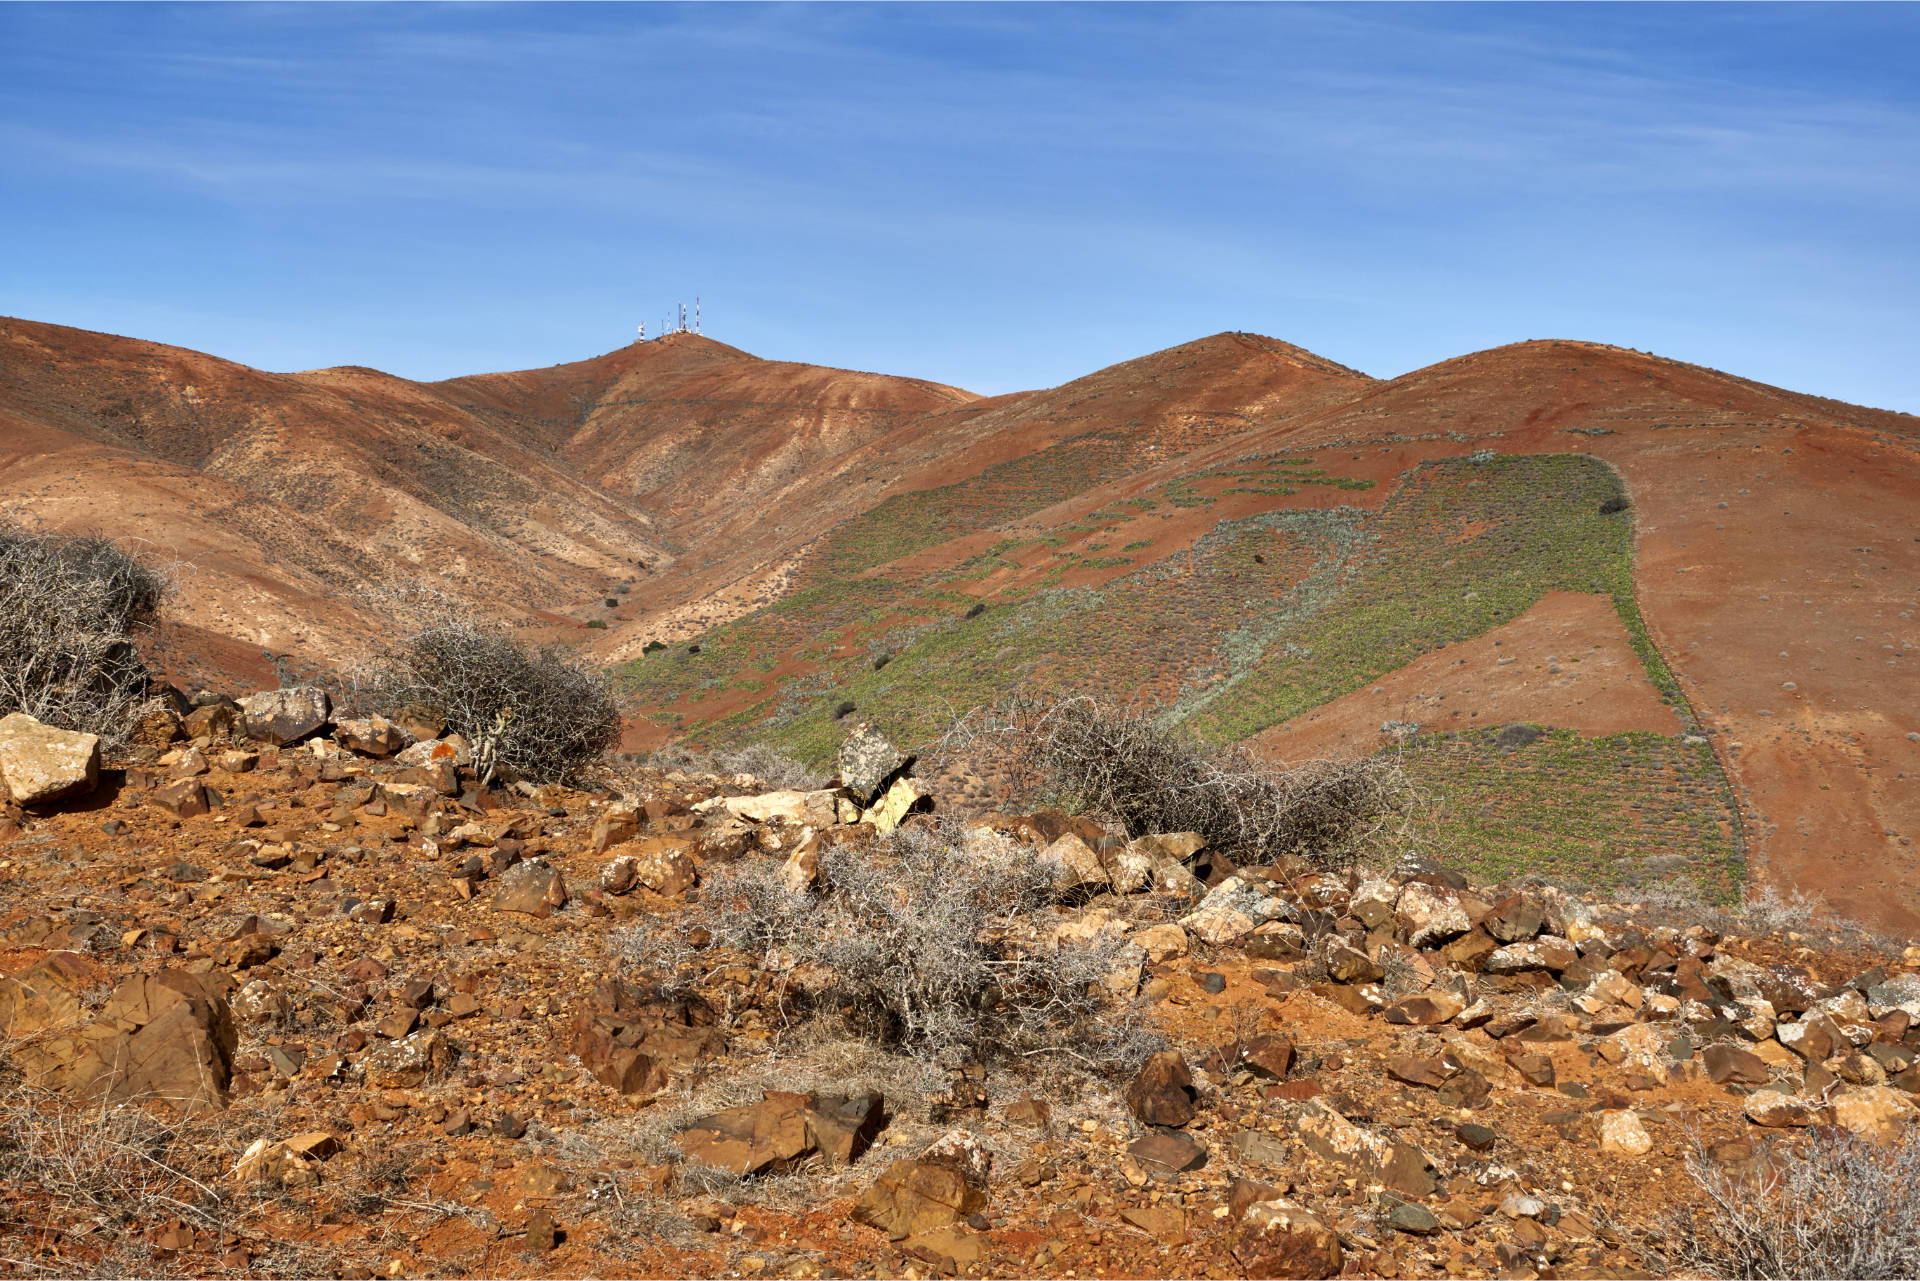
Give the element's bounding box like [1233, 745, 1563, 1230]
[1831, 1086, 1917, 1144]
[1598, 1109, 1653, 1156]
[1134, 923, 1190, 964]
[1040, 831, 1108, 892]
[0, 713, 100, 806]
[861, 777, 927, 836]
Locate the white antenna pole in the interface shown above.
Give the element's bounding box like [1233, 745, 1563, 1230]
[696, 297, 701, 334]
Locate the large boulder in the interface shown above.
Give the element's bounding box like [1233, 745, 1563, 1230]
[0, 713, 100, 806]
[837, 723, 908, 805]
[239, 688, 331, 746]
[10, 967, 237, 1113]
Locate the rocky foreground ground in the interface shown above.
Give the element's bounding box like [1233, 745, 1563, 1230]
[1, 695, 1917, 1280]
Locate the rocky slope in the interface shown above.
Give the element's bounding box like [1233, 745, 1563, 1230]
[1, 707, 1916, 1279]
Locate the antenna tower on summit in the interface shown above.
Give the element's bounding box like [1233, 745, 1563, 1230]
[695, 297, 701, 334]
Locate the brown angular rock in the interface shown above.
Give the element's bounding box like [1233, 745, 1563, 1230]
[851, 1157, 987, 1241]
[569, 980, 723, 1096]
[1235, 1200, 1345, 1280]
[681, 1090, 885, 1176]
[590, 804, 641, 854]
[151, 778, 209, 818]
[1703, 1043, 1773, 1086]
[239, 688, 331, 746]
[1129, 1131, 1209, 1173]
[492, 858, 567, 916]
[333, 715, 412, 757]
[1125, 1050, 1198, 1127]
[22, 969, 239, 1112]
[1483, 895, 1546, 943]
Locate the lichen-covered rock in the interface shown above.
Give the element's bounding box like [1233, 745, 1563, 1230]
[0, 713, 99, 806]
[333, 715, 413, 757]
[837, 722, 908, 805]
[1181, 876, 1291, 944]
[1395, 882, 1471, 948]
[238, 687, 331, 746]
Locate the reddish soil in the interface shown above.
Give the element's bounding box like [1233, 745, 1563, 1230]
[1246, 592, 1687, 764]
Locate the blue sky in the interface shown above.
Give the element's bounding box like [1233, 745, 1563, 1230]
[3, 3, 1917, 411]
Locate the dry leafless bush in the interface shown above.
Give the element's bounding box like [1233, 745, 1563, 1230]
[984, 694, 1411, 869]
[1660, 1128, 1920, 1278]
[0, 522, 168, 745]
[627, 821, 1161, 1068]
[359, 619, 619, 785]
[0, 1075, 227, 1270]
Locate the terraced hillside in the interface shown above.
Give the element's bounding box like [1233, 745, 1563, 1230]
[618, 449, 1745, 900]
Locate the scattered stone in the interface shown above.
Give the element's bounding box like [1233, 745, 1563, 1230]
[1598, 1109, 1653, 1156]
[492, 858, 568, 916]
[1125, 1050, 1198, 1127]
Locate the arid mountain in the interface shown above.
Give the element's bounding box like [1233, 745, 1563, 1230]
[4, 316, 1917, 928]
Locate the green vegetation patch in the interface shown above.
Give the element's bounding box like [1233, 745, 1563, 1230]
[1401, 727, 1743, 902]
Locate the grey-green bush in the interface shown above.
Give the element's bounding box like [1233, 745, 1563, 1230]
[366, 621, 619, 784]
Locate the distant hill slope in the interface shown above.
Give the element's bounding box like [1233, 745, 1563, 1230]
[617, 337, 1920, 932]
[5, 317, 1917, 929]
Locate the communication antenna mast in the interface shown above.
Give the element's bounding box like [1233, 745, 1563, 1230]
[637, 322, 646, 342]
[695, 297, 701, 335]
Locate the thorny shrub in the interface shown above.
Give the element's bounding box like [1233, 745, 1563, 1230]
[626, 821, 1162, 1068]
[360, 619, 619, 785]
[1660, 1128, 1920, 1279]
[0, 522, 168, 744]
[975, 694, 1412, 869]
